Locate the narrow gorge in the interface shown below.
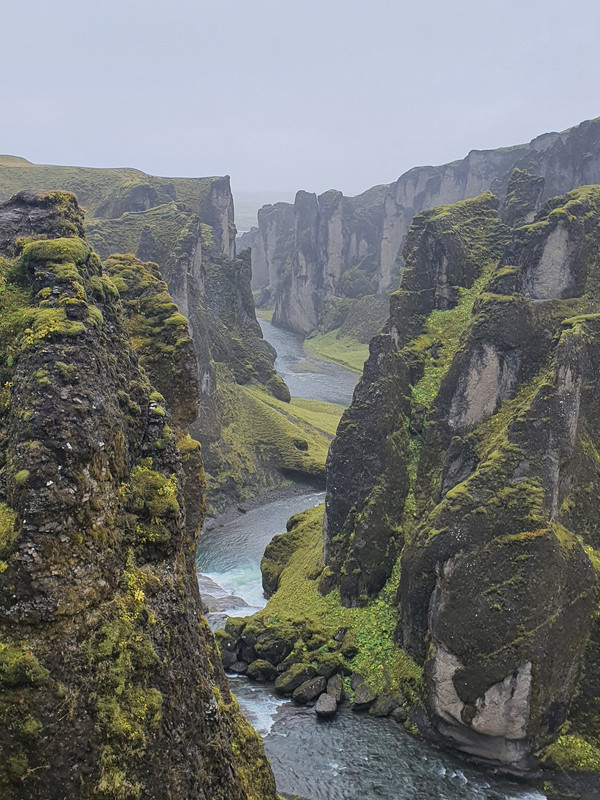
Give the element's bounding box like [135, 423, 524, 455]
[2, 115, 600, 800]
[244, 117, 600, 349]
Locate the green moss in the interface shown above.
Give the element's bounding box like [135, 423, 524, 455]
[205, 364, 343, 508]
[200, 223, 215, 249]
[545, 734, 600, 773]
[55, 360, 78, 383]
[20, 236, 91, 271]
[104, 253, 197, 424]
[14, 469, 29, 487]
[0, 503, 17, 555]
[245, 504, 423, 700]
[5, 752, 29, 781]
[83, 558, 163, 800]
[0, 159, 216, 221]
[0, 642, 49, 688]
[87, 304, 104, 328]
[34, 367, 51, 386]
[127, 466, 179, 544]
[409, 263, 497, 410]
[19, 307, 86, 348]
[163, 311, 188, 328]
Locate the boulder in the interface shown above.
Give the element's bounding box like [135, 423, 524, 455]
[315, 692, 338, 719]
[315, 653, 340, 678]
[254, 631, 294, 665]
[351, 682, 376, 712]
[275, 663, 317, 695]
[202, 593, 249, 613]
[215, 630, 237, 668]
[292, 676, 327, 705]
[246, 659, 279, 682]
[369, 693, 401, 718]
[326, 674, 343, 703]
[391, 706, 408, 724]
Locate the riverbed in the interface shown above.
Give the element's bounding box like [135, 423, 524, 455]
[258, 318, 358, 406]
[196, 323, 547, 800]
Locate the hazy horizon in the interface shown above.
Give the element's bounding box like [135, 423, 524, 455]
[2, 1, 600, 201]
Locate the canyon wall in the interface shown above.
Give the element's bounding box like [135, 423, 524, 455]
[0, 159, 327, 512]
[0, 191, 278, 799]
[320, 183, 600, 771]
[248, 116, 600, 337]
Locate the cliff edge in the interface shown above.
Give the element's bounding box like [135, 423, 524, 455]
[0, 191, 277, 799]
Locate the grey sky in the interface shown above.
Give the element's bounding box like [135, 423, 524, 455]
[2, 0, 600, 199]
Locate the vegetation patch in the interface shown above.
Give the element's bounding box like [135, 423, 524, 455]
[304, 328, 368, 372]
[544, 734, 600, 772]
[235, 505, 423, 702]
[205, 365, 343, 510]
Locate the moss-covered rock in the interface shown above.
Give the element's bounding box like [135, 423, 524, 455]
[317, 186, 600, 776]
[275, 663, 317, 695]
[252, 116, 600, 339]
[246, 659, 279, 682]
[0, 164, 300, 513]
[0, 193, 277, 799]
[217, 503, 423, 721]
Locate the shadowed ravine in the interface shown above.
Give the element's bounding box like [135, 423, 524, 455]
[196, 323, 547, 800]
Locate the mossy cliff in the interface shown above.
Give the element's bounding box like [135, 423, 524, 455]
[248, 115, 600, 339]
[215, 504, 423, 729]
[323, 186, 600, 774]
[0, 191, 277, 799]
[227, 187, 600, 786]
[0, 159, 322, 512]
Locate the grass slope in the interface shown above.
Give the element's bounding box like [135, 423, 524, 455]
[304, 328, 368, 373]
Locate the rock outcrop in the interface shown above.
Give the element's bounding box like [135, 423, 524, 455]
[319, 186, 600, 772]
[251, 116, 600, 337]
[0, 191, 277, 799]
[0, 159, 327, 513]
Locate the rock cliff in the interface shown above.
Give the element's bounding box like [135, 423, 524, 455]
[0, 191, 278, 799]
[0, 159, 335, 512]
[321, 186, 600, 772]
[229, 185, 600, 785]
[251, 116, 600, 338]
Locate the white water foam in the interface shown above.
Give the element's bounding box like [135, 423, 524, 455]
[203, 567, 266, 610]
[228, 677, 288, 736]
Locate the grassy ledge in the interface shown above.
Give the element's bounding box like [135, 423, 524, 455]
[304, 328, 368, 373]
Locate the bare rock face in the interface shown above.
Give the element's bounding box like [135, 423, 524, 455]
[448, 343, 521, 430]
[322, 192, 508, 605]
[253, 116, 600, 336]
[321, 185, 600, 771]
[0, 193, 277, 799]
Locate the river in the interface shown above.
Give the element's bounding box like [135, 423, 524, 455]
[196, 322, 546, 800]
[258, 318, 358, 406]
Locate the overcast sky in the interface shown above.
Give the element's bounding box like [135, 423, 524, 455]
[2, 0, 599, 200]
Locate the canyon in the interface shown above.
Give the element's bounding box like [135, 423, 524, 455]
[3, 117, 600, 799]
